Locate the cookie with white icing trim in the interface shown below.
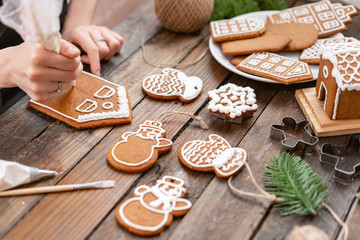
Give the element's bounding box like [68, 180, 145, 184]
[179, 134, 247, 178]
[300, 37, 359, 64]
[107, 120, 173, 172]
[210, 18, 266, 42]
[28, 72, 132, 129]
[117, 176, 192, 236]
[267, 0, 358, 38]
[208, 83, 258, 120]
[142, 68, 203, 103]
[237, 52, 313, 85]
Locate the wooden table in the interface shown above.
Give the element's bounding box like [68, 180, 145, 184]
[1, 1, 359, 239]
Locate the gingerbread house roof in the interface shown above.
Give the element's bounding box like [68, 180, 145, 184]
[321, 41, 360, 90]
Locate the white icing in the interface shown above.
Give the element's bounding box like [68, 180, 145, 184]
[323, 65, 329, 78]
[30, 71, 130, 123]
[111, 121, 173, 167]
[267, 0, 355, 37]
[332, 87, 341, 119]
[208, 83, 258, 119]
[238, 52, 312, 80]
[180, 134, 247, 177]
[142, 68, 203, 101]
[210, 18, 265, 38]
[75, 99, 97, 113]
[94, 85, 115, 99]
[102, 102, 113, 110]
[118, 176, 191, 233]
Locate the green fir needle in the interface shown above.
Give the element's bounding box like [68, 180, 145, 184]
[264, 152, 329, 216]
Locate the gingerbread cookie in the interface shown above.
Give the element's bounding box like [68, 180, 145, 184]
[300, 37, 359, 64]
[142, 68, 203, 103]
[117, 176, 192, 236]
[237, 52, 313, 85]
[230, 56, 248, 66]
[28, 72, 132, 129]
[107, 120, 172, 172]
[221, 23, 292, 56]
[208, 83, 258, 119]
[179, 134, 247, 178]
[210, 18, 266, 42]
[267, 0, 358, 38]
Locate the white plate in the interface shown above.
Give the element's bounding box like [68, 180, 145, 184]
[209, 10, 344, 84]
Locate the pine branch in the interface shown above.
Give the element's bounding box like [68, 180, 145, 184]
[264, 152, 329, 216]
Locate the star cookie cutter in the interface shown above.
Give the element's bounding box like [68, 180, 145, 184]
[270, 117, 319, 156]
[320, 135, 360, 184]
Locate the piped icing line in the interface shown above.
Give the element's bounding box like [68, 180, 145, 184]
[118, 176, 192, 233]
[210, 18, 265, 38]
[180, 134, 247, 177]
[142, 68, 203, 101]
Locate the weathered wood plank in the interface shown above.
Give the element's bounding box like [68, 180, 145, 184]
[87, 81, 280, 239]
[349, 199, 360, 240]
[2, 37, 228, 240]
[0, 14, 209, 239]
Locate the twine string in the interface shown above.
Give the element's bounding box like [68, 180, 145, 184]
[141, 17, 209, 68]
[228, 163, 349, 240]
[154, 110, 208, 129]
[321, 202, 349, 240]
[228, 161, 283, 202]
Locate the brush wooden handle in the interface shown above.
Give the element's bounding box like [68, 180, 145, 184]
[0, 185, 75, 197]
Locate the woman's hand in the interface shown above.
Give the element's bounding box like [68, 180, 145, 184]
[62, 25, 124, 76]
[0, 39, 83, 102]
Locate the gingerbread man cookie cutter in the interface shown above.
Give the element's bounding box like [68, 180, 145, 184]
[270, 117, 319, 156]
[320, 135, 360, 184]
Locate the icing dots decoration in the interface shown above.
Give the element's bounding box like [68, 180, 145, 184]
[28, 72, 132, 129]
[117, 176, 192, 236]
[208, 83, 258, 119]
[179, 134, 248, 178]
[142, 68, 203, 103]
[107, 120, 173, 173]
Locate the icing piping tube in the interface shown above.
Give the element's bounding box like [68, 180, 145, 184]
[0, 160, 58, 191]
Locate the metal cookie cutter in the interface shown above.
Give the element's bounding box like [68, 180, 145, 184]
[320, 135, 360, 184]
[213, 112, 254, 125]
[270, 117, 319, 156]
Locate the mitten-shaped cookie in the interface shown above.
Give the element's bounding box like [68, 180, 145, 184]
[117, 176, 192, 236]
[142, 68, 203, 103]
[179, 134, 247, 178]
[107, 120, 173, 172]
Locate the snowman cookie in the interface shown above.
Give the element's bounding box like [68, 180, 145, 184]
[179, 134, 248, 178]
[107, 120, 173, 172]
[142, 68, 203, 103]
[117, 176, 192, 236]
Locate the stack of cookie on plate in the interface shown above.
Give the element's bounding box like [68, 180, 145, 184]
[209, 0, 358, 85]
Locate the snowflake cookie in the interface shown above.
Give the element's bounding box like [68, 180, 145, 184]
[208, 83, 258, 120]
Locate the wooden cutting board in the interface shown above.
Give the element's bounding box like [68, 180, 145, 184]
[295, 87, 360, 137]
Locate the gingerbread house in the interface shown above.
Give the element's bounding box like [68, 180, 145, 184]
[267, 0, 358, 38]
[316, 41, 360, 120]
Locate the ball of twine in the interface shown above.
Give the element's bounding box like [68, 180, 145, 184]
[154, 0, 214, 33]
[288, 225, 329, 240]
